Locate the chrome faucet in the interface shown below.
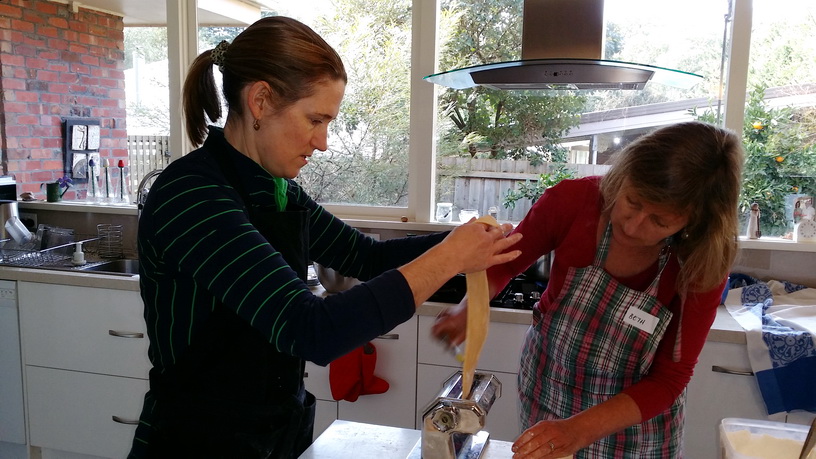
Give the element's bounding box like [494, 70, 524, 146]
[136, 169, 163, 219]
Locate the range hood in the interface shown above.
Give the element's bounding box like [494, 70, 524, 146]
[424, 0, 703, 91]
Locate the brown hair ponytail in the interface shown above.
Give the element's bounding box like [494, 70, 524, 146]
[182, 16, 347, 146]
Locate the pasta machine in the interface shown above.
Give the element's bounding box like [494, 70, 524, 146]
[407, 370, 501, 459]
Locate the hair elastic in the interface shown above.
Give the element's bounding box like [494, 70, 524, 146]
[211, 40, 230, 71]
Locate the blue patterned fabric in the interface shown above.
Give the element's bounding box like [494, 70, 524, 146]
[726, 280, 816, 415]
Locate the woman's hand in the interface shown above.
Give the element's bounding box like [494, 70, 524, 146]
[512, 395, 642, 458]
[398, 218, 521, 310]
[431, 301, 468, 347]
[441, 219, 521, 274]
[512, 419, 583, 459]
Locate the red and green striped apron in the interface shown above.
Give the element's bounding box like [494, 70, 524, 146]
[518, 224, 683, 458]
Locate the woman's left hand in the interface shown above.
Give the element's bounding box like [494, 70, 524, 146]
[430, 301, 467, 347]
[512, 419, 582, 459]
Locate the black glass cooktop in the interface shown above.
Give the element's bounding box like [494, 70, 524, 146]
[428, 272, 546, 310]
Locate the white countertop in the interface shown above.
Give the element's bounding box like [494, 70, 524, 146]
[299, 420, 514, 459]
[0, 265, 140, 290]
[419, 301, 747, 344]
[0, 267, 744, 343]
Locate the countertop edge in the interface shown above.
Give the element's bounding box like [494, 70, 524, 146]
[0, 269, 745, 344]
[418, 302, 746, 344]
[0, 266, 140, 291]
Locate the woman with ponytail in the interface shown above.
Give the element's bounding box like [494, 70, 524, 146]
[129, 16, 521, 458]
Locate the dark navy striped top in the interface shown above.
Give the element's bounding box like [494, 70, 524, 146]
[137, 127, 446, 372]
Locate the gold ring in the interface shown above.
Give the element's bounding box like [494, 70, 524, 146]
[549, 441, 555, 452]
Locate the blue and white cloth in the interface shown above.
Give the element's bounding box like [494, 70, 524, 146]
[723, 279, 816, 415]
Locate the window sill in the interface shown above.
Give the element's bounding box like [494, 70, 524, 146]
[16, 202, 816, 254]
[19, 200, 137, 216]
[738, 236, 816, 253]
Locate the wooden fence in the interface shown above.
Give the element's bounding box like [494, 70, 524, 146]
[126, 135, 171, 192]
[124, 139, 609, 221]
[439, 157, 611, 222]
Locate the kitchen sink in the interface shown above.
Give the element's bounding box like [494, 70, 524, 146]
[79, 258, 140, 276]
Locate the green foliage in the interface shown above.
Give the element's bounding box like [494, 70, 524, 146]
[294, 0, 413, 206]
[435, 0, 585, 163]
[502, 165, 576, 209]
[123, 27, 167, 68]
[694, 85, 816, 236]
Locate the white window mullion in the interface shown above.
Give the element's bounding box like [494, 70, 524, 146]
[407, 0, 440, 223]
[723, 0, 752, 136]
[166, 0, 198, 161]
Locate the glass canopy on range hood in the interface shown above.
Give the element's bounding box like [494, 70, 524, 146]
[424, 58, 704, 91]
[425, 0, 705, 91]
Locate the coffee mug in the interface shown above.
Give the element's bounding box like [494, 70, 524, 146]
[43, 182, 64, 202]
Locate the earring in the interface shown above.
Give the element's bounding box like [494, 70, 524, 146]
[253, 119, 260, 131]
[682, 230, 690, 239]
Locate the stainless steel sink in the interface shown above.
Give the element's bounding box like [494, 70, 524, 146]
[79, 259, 140, 276]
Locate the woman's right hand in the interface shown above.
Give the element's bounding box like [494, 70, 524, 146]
[439, 218, 522, 274]
[397, 218, 522, 308]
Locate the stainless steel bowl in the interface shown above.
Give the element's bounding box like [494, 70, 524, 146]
[313, 262, 361, 293]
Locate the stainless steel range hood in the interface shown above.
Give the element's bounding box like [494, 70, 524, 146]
[425, 0, 703, 91]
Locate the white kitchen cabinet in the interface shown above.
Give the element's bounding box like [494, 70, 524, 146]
[304, 360, 338, 440]
[0, 280, 25, 446]
[18, 281, 149, 458]
[306, 317, 419, 433]
[786, 410, 816, 426]
[684, 340, 772, 459]
[337, 316, 419, 429]
[26, 366, 148, 458]
[416, 315, 529, 442]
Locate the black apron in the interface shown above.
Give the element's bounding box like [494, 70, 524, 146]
[145, 152, 315, 458]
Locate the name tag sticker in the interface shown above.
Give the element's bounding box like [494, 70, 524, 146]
[624, 306, 659, 334]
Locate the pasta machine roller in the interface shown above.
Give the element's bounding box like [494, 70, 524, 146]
[408, 370, 501, 459]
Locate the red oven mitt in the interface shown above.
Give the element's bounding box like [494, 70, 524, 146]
[329, 342, 389, 402]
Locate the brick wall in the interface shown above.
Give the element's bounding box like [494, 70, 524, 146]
[0, 0, 126, 199]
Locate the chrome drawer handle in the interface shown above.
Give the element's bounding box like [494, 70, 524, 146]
[376, 333, 399, 340]
[108, 330, 144, 339]
[712, 365, 754, 376]
[112, 415, 139, 425]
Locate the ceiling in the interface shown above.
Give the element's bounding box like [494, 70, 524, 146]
[56, 0, 272, 26]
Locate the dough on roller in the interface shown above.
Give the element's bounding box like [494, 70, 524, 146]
[461, 215, 500, 398]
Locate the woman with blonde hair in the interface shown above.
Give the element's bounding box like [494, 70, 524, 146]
[433, 121, 743, 458]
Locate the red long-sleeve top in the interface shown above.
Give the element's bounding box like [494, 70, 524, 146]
[488, 177, 725, 420]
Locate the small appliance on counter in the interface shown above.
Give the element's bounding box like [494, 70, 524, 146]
[407, 370, 501, 459]
[0, 176, 17, 201]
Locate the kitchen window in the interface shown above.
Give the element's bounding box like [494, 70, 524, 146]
[432, 0, 730, 222]
[124, 0, 816, 235]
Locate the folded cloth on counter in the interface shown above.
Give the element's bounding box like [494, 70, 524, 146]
[724, 279, 816, 415]
[329, 342, 389, 402]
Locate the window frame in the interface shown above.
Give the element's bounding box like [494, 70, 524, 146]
[163, 0, 754, 224]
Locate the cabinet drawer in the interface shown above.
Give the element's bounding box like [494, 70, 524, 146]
[337, 317, 419, 429]
[685, 340, 770, 459]
[26, 366, 148, 458]
[416, 364, 520, 442]
[304, 361, 333, 401]
[417, 315, 528, 374]
[313, 399, 338, 441]
[19, 282, 150, 379]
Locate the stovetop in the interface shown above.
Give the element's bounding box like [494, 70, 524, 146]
[489, 274, 545, 310]
[427, 273, 546, 310]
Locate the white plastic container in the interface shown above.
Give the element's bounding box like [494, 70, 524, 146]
[436, 202, 453, 223]
[720, 418, 811, 459]
[458, 209, 479, 222]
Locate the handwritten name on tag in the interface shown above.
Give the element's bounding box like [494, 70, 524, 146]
[624, 306, 659, 334]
